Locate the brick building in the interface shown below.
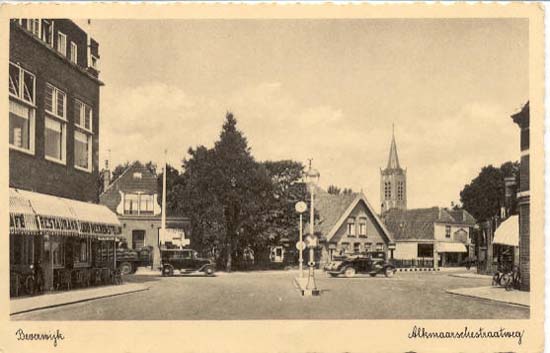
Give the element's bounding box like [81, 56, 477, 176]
[9, 19, 120, 296]
[511, 102, 530, 291]
[99, 161, 189, 269]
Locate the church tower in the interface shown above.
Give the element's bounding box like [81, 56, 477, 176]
[380, 125, 407, 213]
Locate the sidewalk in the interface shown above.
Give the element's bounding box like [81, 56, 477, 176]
[10, 283, 149, 315]
[450, 273, 492, 280]
[446, 286, 529, 308]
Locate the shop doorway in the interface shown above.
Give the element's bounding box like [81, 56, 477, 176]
[132, 230, 145, 249]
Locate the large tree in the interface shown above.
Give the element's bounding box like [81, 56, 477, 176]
[459, 161, 519, 222]
[179, 113, 273, 271]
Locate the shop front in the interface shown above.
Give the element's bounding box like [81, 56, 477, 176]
[9, 188, 121, 297]
[436, 241, 468, 267]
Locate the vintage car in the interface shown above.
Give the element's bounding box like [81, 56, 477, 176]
[160, 249, 215, 276]
[324, 252, 396, 278]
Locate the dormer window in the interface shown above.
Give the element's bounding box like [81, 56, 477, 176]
[133, 172, 142, 179]
[57, 32, 67, 56]
[26, 19, 40, 37]
[70, 42, 78, 64]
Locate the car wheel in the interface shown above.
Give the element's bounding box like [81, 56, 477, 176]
[344, 267, 356, 278]
[119, 262, 133, 276]
[204, 266, 214, 276]
[384, 267, 395, 278]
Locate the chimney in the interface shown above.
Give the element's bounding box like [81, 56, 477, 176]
[102, 159, 111, 191]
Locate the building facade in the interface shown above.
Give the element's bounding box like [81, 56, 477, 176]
[308, 188, 395, 267]
[9, 19, 120, 296]
[383, 207, 476, 268]
[10, 19, 102, 202]
[511, 102, 530, 291]
[99, 161, 189, 268]
[380, 127, 407, 213]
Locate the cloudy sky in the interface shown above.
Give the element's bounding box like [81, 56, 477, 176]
[86, 19, 528, 212]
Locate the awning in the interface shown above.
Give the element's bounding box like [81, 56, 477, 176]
[9, 188, 40, 235]
[493, 215, 519, 247]
[10, 188, 120, 239]
[437, 242, 467, 253]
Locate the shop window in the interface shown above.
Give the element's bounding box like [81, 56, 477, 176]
[417, 243, 434, 258]
[79, 240, 88, 263]
[347, 218, 356, 237]
[52, 237, 65, 268]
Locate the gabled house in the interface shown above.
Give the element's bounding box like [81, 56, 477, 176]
[308, 188, 395, 266]
[99, 161, 188, 268]
[383, 207, 476, 267]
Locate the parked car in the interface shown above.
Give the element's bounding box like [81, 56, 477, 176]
[160, 249, 215, 276]
[324, 252, 396, 278]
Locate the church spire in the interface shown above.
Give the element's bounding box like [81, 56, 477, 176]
[386, 124, 401, 170]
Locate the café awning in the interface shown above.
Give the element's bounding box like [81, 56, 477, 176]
[493, 215, 519, 247]
[11, 188, 120, 239]
[437, 242, 467, 253]
[9, 188, 40, 235]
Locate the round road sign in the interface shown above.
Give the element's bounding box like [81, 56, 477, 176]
[296, 241, 306, 251]
[295, 201, 307, 214]
[305, 235, 318, 248]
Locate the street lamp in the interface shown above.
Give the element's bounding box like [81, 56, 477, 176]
[304, 159, 320, 296]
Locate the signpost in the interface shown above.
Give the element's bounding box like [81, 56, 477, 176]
[295, 201, 307, 277]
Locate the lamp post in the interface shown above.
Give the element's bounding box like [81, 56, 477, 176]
[304, 159, 320, 296]
[295, 201, 307, 277]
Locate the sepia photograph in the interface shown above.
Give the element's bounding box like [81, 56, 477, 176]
[1, 3, 545, 353]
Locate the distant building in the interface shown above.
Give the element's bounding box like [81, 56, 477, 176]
[306, 188, 395, 266]
[383, 207, 476, 267]
[511, 102, 530, 291]
[9, 19, 120, 295]
[99, 161, 189, 268]
[380, 127, 407, 213]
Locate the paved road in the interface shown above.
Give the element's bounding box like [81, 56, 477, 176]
[12, 270, 529, 320]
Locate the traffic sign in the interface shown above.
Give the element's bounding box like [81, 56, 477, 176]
[295, 201, 307, 214]
[305, 235, 318, 248]
[296, 241, 306, 251]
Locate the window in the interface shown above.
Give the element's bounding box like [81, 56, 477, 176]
[397, 181, 404, 201]
[26, 19, 40, 36]
[445, 225, 451, 238]
[45, 84, 66, 163]
[133, 172, 142, 179]
[417, 244, 434, 258]
[77, 240, 88, 263]
[90, 55, 99, 70]
[51, 237, 65, 267]
[74, 130, 92, 171]
[347, 218, 356, 237]
[9, 62, 35, 104]
[358, 218, 367, 237]
[124, 194, 139, 215]
[132, 230, 145, 249]
[74, 99, 92, 131]
[376, 243, 384, 251]
[365, 242, 373, 252]
[70, 42, 78, 64]
[41, 20, 54, 46]
[340, 242, 350, 253]
[353, 242, 361, 253]
[140, 194, 155, 214]
[9, 100, 35, 152]
[384, 181, 391, 200]
[45, 83, 66, 119]
[57, 31, 67, 56]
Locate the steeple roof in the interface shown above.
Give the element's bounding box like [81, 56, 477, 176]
[386, 125, 401, 170]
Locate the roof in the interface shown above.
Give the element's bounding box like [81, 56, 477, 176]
[101, 161, 158, 196]
[308, 187, 393, 243]
[383, 207, 476, 241]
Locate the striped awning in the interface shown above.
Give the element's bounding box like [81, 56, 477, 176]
[10, 188, 120, 239]
[493, 215, 519, 247]
[9, 188, 40, 235]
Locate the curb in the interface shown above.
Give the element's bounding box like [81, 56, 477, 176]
[445, 289, 530, 308]
[396, 268, 440, 272]
[10, 286, 150, 316]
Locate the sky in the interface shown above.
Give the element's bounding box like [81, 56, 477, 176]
[84, 19, 528, 212]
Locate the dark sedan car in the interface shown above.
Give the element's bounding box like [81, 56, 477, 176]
[324, 252, 396, 278]
[160, 249, 215, 276]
